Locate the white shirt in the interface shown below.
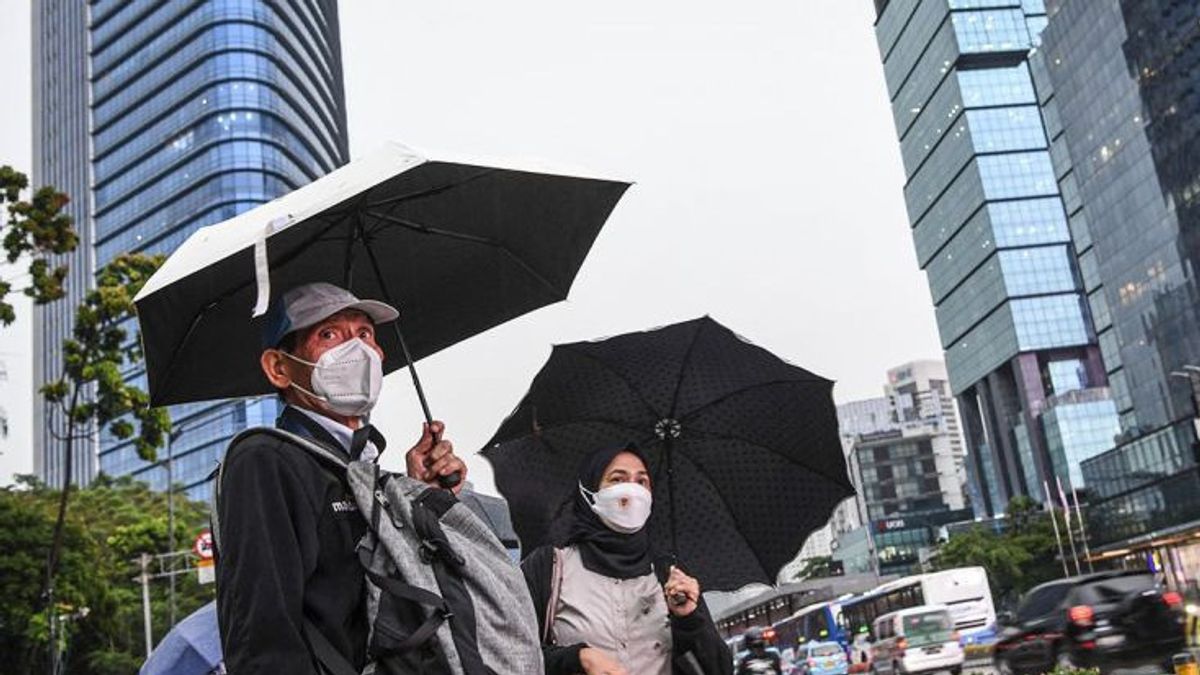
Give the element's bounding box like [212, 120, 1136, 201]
[292, 406, 380, 462]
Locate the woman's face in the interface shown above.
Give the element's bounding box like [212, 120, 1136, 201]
[599, 451, 651, 491]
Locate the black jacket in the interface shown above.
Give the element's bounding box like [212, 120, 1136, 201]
[521, 544, 733, 675]
[216, 407, 386, 674]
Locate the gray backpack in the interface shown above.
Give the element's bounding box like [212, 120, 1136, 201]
[212, 428, 544, 675]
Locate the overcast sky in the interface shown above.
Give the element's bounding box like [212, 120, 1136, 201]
[0, 0, 942, 491]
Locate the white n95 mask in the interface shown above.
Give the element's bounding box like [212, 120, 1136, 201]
[580, 481, 653, 534]
[284, 338, 383, 417]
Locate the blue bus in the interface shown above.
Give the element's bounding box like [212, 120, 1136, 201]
[771, 600, 850, 652]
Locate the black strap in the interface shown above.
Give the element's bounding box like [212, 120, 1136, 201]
[303, 618, 360, 675]
[364, 569, 451, 652]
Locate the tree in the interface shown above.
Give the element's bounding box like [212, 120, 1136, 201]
[934, 496, 1064, 609]
[0, 475, 213, 675]
[790, 555, 837, 582]
[39, 252, 171, 670]
[0, 165, 77, 326]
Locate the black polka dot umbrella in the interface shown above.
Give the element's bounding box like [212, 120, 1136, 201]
[481, 316, 854, 592]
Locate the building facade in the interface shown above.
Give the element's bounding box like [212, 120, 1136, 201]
[33, 1, 350, 499]
[834, 360, 971, 576]
[1037, 0, 1200, 577]
[32, 0, 94, 488]
[872, 0, 1120, 518]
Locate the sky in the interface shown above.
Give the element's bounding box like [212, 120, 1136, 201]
[0, 0, 942, 491]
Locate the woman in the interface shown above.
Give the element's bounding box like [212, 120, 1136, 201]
[522, 444, 733, 675]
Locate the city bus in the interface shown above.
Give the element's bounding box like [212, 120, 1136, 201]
[839, 567, 995, 644]
[772, 600, 850, 652]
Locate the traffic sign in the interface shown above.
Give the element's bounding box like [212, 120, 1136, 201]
[193, 529, 214, 559]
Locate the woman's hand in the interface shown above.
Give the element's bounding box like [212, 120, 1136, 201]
[579, 647, 628, 675]
[664, 565, 701, 617]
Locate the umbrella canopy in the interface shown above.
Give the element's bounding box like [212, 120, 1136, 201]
[134, 142, 629, 406]
[139, 601, 222, 675]
[481, 317, 854, 591]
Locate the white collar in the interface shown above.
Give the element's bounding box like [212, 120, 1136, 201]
[291, 406, 379, 461]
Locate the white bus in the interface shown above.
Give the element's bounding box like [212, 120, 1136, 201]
[841, 567, 996, 643]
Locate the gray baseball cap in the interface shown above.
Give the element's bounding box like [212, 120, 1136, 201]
[263, 282, 399, 348]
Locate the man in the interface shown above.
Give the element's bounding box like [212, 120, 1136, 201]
[736, 627, 782, 675]
[216, 282, 468, 674]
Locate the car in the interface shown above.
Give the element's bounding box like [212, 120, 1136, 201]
[870, 605, 964, 675]
[796, 640, 850, 675]
[992, 570, 1186, 675]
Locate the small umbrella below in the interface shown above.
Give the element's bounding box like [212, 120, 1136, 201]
[482, 316, 855, 592]
[140, 601, 222, 675]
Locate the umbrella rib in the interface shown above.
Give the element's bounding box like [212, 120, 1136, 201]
[153, 210, 356, 400]
[365, 169, 499, 209]
[364, 210, 568, 301]
[558, 345, 663, 418]
[667, 318, 708, 418]
[684, 427, 856, 492]
[678, 378, 828, 425]
[649, 439, 774, 584]
[490, 417, 654, 450]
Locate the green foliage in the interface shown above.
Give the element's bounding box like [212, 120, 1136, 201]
[935, 496, 1065, 607]
[0, 165, 77, 324]
[790, 555, 836, 581]
[42, 252, 170, 463]
[0, 476, 214, 675]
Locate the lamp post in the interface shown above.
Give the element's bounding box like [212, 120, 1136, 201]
[165, 427, 178, 627]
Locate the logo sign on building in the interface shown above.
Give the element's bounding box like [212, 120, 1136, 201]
[875, 517, 908, 533]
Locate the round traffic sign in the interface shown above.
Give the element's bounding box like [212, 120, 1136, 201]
[193, 529, 214, 559]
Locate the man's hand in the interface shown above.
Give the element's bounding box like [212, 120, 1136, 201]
[664, 565, 701, 617]
[405, 421, 467, 493]
[579, 647, 628, 675]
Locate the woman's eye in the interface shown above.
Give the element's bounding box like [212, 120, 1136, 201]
[320, 329, 336, 340]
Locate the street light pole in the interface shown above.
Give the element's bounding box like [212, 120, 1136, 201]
[166, 429, 176, 627]
[139, 553, 153, 659]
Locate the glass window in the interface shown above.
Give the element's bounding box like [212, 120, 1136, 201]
[958, 63, 1036, 108]
[978, 152, 1059, 200]
[1012, 295, 1090, 350]
[952, 9, 1031, 54]
[966, 105, 1048, 153]
[1000, 245, 1078, 296]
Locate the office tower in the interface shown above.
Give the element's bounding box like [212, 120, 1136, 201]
[33, 1, 350, 498]
[871, 0, 1119, 517]
[1037, 0, 1200, 576]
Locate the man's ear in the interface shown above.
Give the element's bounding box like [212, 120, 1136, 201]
[261, 349, 293, 389]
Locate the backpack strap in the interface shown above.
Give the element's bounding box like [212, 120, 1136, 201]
[211, 427, 349, 556]
[303, 618, 360, 675]
[544, 547, 566, 644]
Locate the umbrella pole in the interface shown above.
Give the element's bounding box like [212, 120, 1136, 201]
[358, 222, 461, 488]
[665, 437, 678, 555]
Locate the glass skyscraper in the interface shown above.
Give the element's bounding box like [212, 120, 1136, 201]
[872, 0, 1119, 517]
[1038, 0, 1200, 568]
[33, 1, 350, 499]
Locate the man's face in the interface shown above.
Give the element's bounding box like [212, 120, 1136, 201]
[261, 309, 386, 417]
[290, 309, 385, 366]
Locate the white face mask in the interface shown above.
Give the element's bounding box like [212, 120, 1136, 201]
[580, 481, 653, 534]
[283, 338, 383, 417]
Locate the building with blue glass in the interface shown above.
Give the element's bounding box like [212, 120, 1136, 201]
[1036, 0, 1200, 582]
[32, 1, 95, 489]
[871, 0, 1120, 517]
[33, 1, 349, 500]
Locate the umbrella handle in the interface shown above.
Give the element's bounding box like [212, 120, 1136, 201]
[424, 427, 462, 489]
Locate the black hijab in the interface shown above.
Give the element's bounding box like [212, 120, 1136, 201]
[563, 443, 653, 580]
